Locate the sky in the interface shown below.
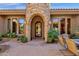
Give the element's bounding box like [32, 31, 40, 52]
[0, 3, 26, 9]
[0, 3, 79, 9]
[51, 3, 79, 9]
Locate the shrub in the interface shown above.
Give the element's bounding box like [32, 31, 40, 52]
[7, 32, 16, 38]
[47, 29, 59, 43]
[70, 34, 79, 39]
[0, 33, 3, 41]
[2, 33, 7, 37]
[17, 35, 28, 43]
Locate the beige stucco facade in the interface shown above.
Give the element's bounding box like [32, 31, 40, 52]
[0, 3, 79, 42]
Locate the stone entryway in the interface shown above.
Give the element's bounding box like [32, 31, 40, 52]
[0, 39, 74, 56]
[31, 15, 44, 40]
[26, 3, 50, 41]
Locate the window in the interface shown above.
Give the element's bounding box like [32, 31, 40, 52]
[52, 18, 59, 30]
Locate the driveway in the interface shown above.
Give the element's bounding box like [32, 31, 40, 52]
[0, 39, 73, 56]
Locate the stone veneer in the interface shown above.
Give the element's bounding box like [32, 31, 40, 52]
[26, 3, 50, 42]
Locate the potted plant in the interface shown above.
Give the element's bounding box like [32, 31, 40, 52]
[47, 28, 59, 43]
[0, 33, 3, 41]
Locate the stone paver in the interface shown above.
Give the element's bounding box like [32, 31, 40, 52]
[0, 39, 73, 56]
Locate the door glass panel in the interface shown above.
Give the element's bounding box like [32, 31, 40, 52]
[35, 22, 41, 37]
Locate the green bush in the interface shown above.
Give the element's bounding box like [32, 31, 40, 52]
[70, 34, 79, 39]
[0, 33, 3, 41]
[7, 32, 16, 38]
[47, 29, 59, 43]
[17, 35, 28, 43]
[2, 33, 8, 37]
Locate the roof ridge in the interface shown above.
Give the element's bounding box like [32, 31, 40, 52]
[0, 9, 25, 10]
[51, 8, 79, 10]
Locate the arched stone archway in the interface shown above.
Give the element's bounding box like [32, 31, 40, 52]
[26, 3, 50, 42]
[31, 15, 44, 40]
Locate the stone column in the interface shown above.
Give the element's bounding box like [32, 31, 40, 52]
[17, 23, 19, 35]
[44, 21, 49, 42]
[26, 20, 31, 41]
[65, 18, 67, 34]
[6, 18, 8, 33]
[11, 18, 12, 33]
[59, 19, 61, 35]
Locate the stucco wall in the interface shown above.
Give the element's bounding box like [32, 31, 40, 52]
[0, 16, 7, 33]
[71, 15, 79, 33]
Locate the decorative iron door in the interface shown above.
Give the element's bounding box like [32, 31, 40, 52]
[35, 22, 42, 37]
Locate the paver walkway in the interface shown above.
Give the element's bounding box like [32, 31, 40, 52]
[0, 39, 73, 56]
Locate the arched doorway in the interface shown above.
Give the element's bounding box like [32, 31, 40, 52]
[31, 15, 44, 40]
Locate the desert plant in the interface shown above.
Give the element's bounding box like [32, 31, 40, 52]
[7, 32, 16, 38]
[47, 28, 59, 43]
[17, 35, 28, 43]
